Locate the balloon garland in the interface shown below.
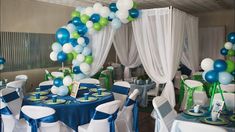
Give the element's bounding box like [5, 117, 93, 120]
[49, 0, 140, 96]
[200, 32, 235, 111]
[0, 56, 6, 70]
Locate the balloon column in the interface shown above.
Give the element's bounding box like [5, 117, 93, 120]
[49, 0, 140, 96]
[0, 57, 6, 70]
[200, 32, 235, 111]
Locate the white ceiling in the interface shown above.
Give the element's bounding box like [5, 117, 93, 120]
[36, 0, 235, 13]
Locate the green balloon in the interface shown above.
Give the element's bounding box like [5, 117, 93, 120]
[81, 14, 89, 24]
[67, 53, 74, 62]
[71, 11, 80, 19]
[93, 23, 102, 31]
[226, 60, 235, 73]
[127, 16, 134, 21]
[72, 31, 80, 39]
[85, 56, 93, 64]
[72, 51, 78, 59]
[227, 49, 235, 56]
[99, 18, 108, 27]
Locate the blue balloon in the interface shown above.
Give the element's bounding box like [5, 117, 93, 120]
[84, 36, 89, 45]
[56, 28, 70, 44]
[129, 8, 139, 18]
[205, 70, 218, 83]
[218, 72, 233, 85]
[57, 51, 67, 62]
[72, 17, 82, 26]
[53, 78, 63, 87]
[77, 24, 88, 36]
[69, 38, 78, 47]
[214, 59, 227, 72]
[220, 48, 228, 56]
[111, 18, 121, 29]
[0, 57, 6, 64]
[227, 32, 235, 44]
[109, 3, 118, 12]
[73, 66, 81, 74]
[90, 14, 100, 23]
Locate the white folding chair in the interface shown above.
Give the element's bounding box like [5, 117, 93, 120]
[112, 81, 130, 110]
[151, 96, 177, 132]
[171, 120, 227, 132]
[117, 89, 139, 132]
[51, 72, 64, 78]
[220, 84, 235, 93]
[6, 80, 25, 98]
[78, 100, 121, 132]
[0, 88, 27, 132]
[21, 105, 60, 132]
[214, 93, 235, 111]
[79, 78, 100, 84]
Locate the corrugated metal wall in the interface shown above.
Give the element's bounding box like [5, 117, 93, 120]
[0, 32, 60, 72]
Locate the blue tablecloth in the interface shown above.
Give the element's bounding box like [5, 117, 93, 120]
[22, 93, 114, 131]
[175, 112, 235, 132]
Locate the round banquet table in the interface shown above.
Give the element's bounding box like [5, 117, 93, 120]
[22, 93, 114, 132]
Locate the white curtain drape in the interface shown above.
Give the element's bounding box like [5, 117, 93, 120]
[113, 24, 141, 79]
[181, 15, 199, 73]
[132, 7, 186, 107]
[199, 26, 225, 61]
[90, 25, 115, 76]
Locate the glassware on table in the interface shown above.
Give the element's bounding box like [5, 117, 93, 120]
[52, 95, 57, 103]
[211, 111, 218, 122]
[193, 104, 200, 113]
[0, 80, 2, 86]
[97, 88, 102, 95]
[35, 93, 40, 99]
[36, 87, 41, 92]
[84, 93, 89, 100]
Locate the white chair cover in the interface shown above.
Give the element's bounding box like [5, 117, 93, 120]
[15, 74, 28, 95]
[220, 84, 235, 93]
[78, 100, 121, 132]
[112, 81, 130, 110]
[21, 105, 60, 132]
[214, 93, 235, 111]
[151, 96, 177, 132]
[79, 78, 100, 84]
[0, 88, 26, 132]
[171, 120, 227, 132]
[6, 80, 25, 98]
[116, 89, 139, 132]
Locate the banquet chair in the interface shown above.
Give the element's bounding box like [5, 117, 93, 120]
[220, 84, 235, 93]
[79, 78, 100, 84]
[0, 88, 27, 132]
[6, 80, 25, 98]
[213, 93, 235, 111]
[112, 81, 130, 110]
[39, 80, 53, 91]
[21, 105, 60, 132]
[151, 96, 177, 132]
[170, 120, 227, 132]
[116, 89, 139, 132]
[51, 72, 64, 78]
[78, 100, 121, 132]
[180, 80, 208, 110]
[15, 74, 28, 81]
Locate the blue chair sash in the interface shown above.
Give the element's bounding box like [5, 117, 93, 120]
[0, 106, 12, 115]
[1, 91, 19, 103]
[111, 85, 129, 95]
[93, 109, 119, 132]
[125, 98, 139, 132]
[21, 112, 58, 132]
[79, 83, 97, 89]
[40, 85, 52, 91]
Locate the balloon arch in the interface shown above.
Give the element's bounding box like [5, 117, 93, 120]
[49, 0, 140, 96]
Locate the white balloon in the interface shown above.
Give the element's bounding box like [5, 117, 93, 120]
[74, 45, 84, 53]
[80, 9, 86, 15]
[86, 21, 94, 28]
[51, 85, 59, 94]
[0, 64, 4, 70]
[116, 10, 129, 19]
[72, 59, 81, 66]
[73, 73, 86, 81]
[50, 51, 58, 61]
[120, 18, 129, 24]
[93, 3, 103, 13]
[116, 0, 133, 10]
[85, 7, 94, 16]
[233, 44, 235, 50]
[224, 42, 233, 50]
[66, 23, 76, 33]
[63, 75, 73, 86]
[77, 54, 85, 62]
[52, 42, 62, 52]
[100, 6, 110, 18]
[201, 58, 214, 71]
[62, 43, 73, 53]
[57, 86, 69, 96]
[80, 63, 91, 75]
[77, 37, 85, 45]
[76, 6, 85, 12]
